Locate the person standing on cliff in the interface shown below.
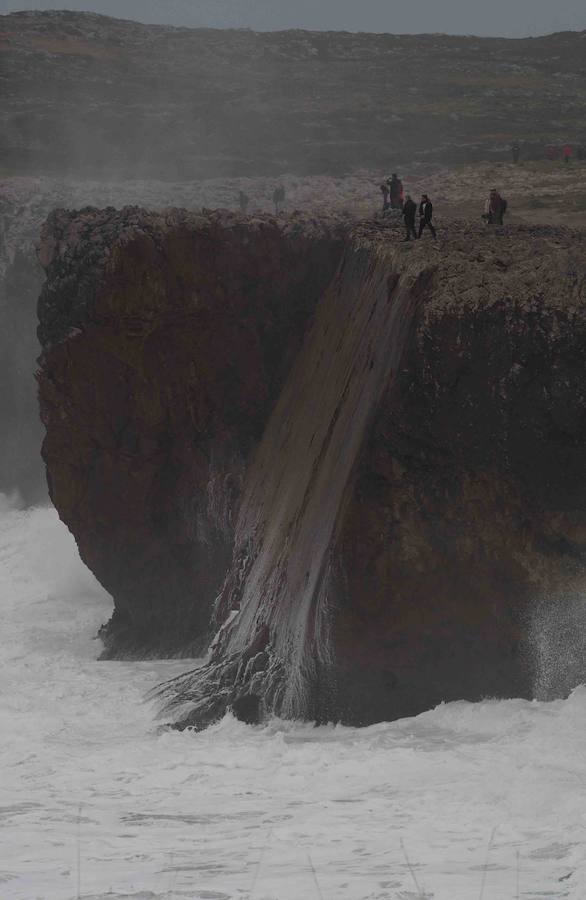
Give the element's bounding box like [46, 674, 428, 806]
[484, 188, 506, 225]
[380, 181, 390, 212]
[273, 185, 286, 214]
[511, 141, 520, 164]
[401, 194, 417, 241]
[238, 191, 249, 213]
[388, 174, 404, 210]
[418, 194, 436, 239]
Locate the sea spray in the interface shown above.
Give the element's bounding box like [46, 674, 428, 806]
[528, 589, 586, 699]
[1, 502, 585, 897]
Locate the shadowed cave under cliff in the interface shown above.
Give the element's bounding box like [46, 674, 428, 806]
[37, 207, 586, 726]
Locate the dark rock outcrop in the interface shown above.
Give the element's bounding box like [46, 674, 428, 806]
[37, 207, 346, 656]
[328, 229, 586, 722]
[37, 210, 586, 724]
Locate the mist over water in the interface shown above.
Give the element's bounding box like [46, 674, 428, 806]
[529, 592, 586, 701]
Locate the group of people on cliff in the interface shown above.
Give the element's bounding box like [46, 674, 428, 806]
[402, 193, 436, 240]
[381, 172, 509, 240]
[380, 175, 436, 240]
[509, 141, 584, 164]
[238, 186, 286, 215]
[380, 174, 404, 212]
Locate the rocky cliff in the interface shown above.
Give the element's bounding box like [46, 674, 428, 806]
[5, 155, 586, 508]
[37, 207, 346, 655]
[329, 227, 586, 722]
[37, 210, 586, 724]
[2, 10, 585, 179]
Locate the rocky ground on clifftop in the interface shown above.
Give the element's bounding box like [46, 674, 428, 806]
[3, 158, 586, 258]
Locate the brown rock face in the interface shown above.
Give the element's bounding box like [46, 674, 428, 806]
[38, 211, 586, 725]
[37, 208, 346, 655]
[328, 230, 586, 722]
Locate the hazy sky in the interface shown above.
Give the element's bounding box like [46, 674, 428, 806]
[2, 0, 586, 36]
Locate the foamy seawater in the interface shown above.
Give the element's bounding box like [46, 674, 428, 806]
[0, 501, 585, 899]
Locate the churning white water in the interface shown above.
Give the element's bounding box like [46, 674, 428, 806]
[1, 499, 585, 899]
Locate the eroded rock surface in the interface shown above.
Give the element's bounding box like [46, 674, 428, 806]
[329, 226, 586, 722]
[37, 210, 586, 724]
[37, 207, 346, 655]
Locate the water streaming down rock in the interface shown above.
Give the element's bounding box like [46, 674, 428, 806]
[160, 237, 426, 727]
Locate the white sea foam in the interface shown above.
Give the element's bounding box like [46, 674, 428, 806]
[1, 502, 585, 899]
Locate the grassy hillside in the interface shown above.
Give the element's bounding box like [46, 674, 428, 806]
[1, 10, 586, 178]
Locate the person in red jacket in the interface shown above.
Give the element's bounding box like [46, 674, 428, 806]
[563, 144, 573, 164]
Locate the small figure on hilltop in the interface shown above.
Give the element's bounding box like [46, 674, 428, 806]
[238, 191, 249, 214]
[511, 141, 520, 164]
[401, 194, 417, 241]
[418, 194, 436, 239]
[273, 185, 286, 214]
[388, 173, 404, 210]
[483, 188, 507, 225]
[380, 180, 390, 212]
[563, 144, 573, 165]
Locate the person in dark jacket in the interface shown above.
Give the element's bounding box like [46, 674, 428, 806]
[401, 194, 417, 241]
[418, 194, 436, 238]
[380, 181, 390, 212]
